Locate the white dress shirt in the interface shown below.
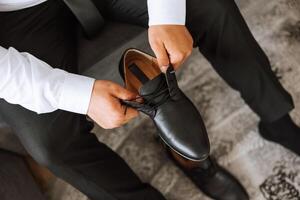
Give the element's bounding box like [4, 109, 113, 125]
[0, 0, 186, 115]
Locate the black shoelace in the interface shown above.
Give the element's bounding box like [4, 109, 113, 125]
[122, 78, 177, 115]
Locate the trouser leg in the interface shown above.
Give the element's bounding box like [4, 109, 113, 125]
[0, 102, 165, 200]
[0, 1, 165, 199]
[103, 0, 294, 122]
[184, 0, 294, 122]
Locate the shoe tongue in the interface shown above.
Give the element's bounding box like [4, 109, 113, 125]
[139, 73, 168, 104]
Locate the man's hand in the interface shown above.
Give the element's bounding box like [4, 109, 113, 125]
[148, 25, 193, 72]
[87, 80, 139, 129]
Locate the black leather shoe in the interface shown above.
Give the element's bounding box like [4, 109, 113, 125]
[168, 153, 249, 200]
[119, 48, 210, 161]
[258, 118, 300, 156]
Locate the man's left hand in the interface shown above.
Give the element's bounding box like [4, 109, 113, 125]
[148, 25, 193, 72]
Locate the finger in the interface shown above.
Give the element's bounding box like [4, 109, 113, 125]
[170, 57, 185, 70]
[169, 48, 193, 70]
[111, 84, 138, 100]
[150, 41, 170, 73]
[123, 107, 139, 123]
[169, 50, 188, 69]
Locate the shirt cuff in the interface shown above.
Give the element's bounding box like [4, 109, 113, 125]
[58, 73, 95, 115]
[147, 0, 186, 26]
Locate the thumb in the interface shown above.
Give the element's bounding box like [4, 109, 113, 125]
[123, 107, 139, 122]
[151, 42, 170, 73]
[111, 84, 138, 100]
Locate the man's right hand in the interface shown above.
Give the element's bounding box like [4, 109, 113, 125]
[87, 80, 139, 129]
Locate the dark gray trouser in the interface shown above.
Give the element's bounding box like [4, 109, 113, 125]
[0, 150, 46, 200]
[0, 0, 294, 199]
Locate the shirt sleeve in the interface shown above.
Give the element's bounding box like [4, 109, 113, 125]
[147, 0, 186, 26]
[0, 46, 95, 115]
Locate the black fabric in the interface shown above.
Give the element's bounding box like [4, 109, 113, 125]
[98, 0, 294, 122]
[0, 150, 46, 200]
[63, 0, 105, 38]
[0, 0, 295, 199]
[0, 1, 165, 200]
[184, 0, 294, 122]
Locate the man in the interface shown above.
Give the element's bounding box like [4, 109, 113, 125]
[0, 0, 299, 199]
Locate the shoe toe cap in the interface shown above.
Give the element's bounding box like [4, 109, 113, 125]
[157, 122, 210, 161]
[155, 92, 211, 161]
[179, 140, 210, 161]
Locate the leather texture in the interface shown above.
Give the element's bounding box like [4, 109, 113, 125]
[173, 156, 249, 200]
[119, 49, 210, 161]
[63, 0, 105, 38]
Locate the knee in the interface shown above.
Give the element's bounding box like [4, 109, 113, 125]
[21, 112, 89, 168]
[32, 146, 63, 169]
[186, 0, 237, 44]
[210, 0, 236, 16]
[187, 0, 236, 24]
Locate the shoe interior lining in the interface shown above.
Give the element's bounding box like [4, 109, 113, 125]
[123, 49, 161, 93]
